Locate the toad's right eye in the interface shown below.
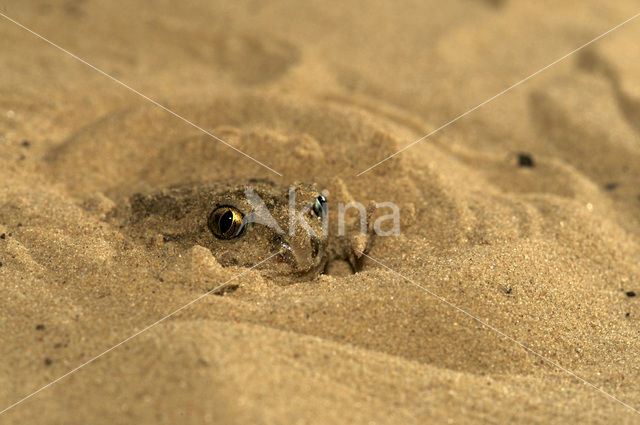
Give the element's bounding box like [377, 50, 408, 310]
[312, 195, 327, 220]
[208, 206, 245, 239]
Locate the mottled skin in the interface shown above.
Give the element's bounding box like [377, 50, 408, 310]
[110, 180, 329, 280]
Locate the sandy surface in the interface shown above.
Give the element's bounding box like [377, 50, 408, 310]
[2, 1, 640, 423]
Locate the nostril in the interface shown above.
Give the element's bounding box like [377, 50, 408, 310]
[270, 234, 288, 251]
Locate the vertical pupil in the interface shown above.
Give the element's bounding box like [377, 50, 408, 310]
[219, 210, 234, 234]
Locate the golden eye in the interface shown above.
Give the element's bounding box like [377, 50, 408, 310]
[208, 206, 245, 239]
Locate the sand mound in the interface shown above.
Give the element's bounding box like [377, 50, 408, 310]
[1, 1, 640, 423]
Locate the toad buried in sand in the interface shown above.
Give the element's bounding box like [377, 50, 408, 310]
[108, 179, 375, 281]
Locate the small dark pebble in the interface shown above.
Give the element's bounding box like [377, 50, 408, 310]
[35, 324, 45, 331]
[604, 182, 619, 191]
[517, 153, 535, 168]
[0, 262, 2, 267]
[21, 140, 30, 147]
[626, 291, 636, 297]
[44, 358, 52, 366]
[626, 312, 631, 317]
[0, 233, 5, 239]
[17, 223, 22, 227]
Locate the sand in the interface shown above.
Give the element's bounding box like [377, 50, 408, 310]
[1, 1, 640, 423]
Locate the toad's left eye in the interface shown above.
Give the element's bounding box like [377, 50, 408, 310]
[208, 206, 245, 239]
[312, 195, 327, 219]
